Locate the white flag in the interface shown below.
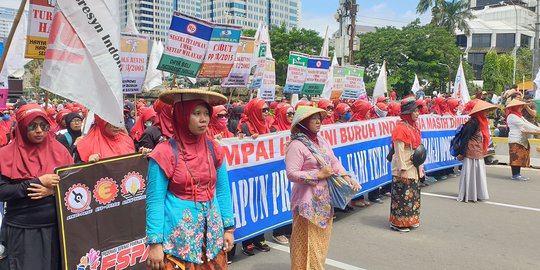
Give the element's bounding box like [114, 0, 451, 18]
[534, 68, 540, 98]
[123, 5, 139, 34]
[453, 61, 471, 104]
[320, 54, 338, 100]
[143, 40, 164, 91]
[40, 0, 124, 127]
[411, 74, 421, 94]
[372, 61, 387, 104]
[320, 26, 329, 57]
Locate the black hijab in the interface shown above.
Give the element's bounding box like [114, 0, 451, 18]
[65, 113, 83, 142]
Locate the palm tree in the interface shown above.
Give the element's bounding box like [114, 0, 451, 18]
[417, 0, 474, 35]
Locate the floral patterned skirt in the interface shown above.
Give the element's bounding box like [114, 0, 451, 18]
[290, 211, 333, 270]
[389, 176, 421, 228]
[509, 143, 530, 167]
[165, 251, 228, 270]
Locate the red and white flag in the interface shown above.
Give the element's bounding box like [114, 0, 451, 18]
[40, 0, 124, 126]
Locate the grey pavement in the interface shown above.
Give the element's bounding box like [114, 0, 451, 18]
[229, 165, 540, 270]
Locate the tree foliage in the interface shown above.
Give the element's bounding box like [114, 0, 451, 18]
[482, 51, 503, 94]
[417, 0, 474, 35]
[354, 21, 472, 97]
[516, 47, 533, 81]
[268, 24, 323, 86]
[498, 53, 514, 87]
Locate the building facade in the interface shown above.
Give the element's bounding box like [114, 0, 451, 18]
[459, 1, 537, 80]
[0, 7, 17, 39]
[120, 0, 301, 41]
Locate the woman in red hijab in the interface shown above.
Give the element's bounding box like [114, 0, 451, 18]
[387, 102, 401, 117]
[447, 98, 459, 116]
[270, 103, 294, 132]
[208, 105, 234, 139]
[349, 99, 371, 121]
[415, 99, 428, 115]
[317, 99, 335, 125]
[0, 103, 73, 268]
[389, 99, 424, 232]
[237, 98, 270, 139]
[146, 90, 234, 269]
[430, 97, 447, 115]
[334, 103, 352, 123]
[139, 99, 174, 150]
[54, 109, 71, 134]
[75, 115, 135, 162]
[131, 107, 157, 143]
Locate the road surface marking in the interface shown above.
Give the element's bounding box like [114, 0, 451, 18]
[422, 192, 540, 212]
[266, 242, 367, 270]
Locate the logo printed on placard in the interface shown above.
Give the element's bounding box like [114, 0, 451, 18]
[186, 23, 197, 34]
[76, 248, 101, 270]
[65, 184, 91, 213]
[120, 172, 146, 199]
[316, 60, 322, 68]
[93, 178, 118, 205]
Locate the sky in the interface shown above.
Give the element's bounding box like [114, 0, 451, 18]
[300, 0, 432, 37]
[1, 0, 432, 36]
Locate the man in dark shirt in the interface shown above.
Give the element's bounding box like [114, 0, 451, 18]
[522, 95, 537, 126]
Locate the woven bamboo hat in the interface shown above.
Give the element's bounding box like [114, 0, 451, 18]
[505, 99, 527, 108]
[469, 99, 498, 115]
[291, 106, 327, 128]
[159, 89, 227, 106]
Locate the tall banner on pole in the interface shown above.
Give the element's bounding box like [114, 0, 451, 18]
[198, 24, 242, 78]
[257, 58, 276, 101]
[40, 0, 125, 127]
[329, 66, 345, 100]
[301, 56, 331, 95]
[249, 43, 268, 90]
[157, 13, 213, 78]
[26, 0, 54, 59]
[221, 37, 255, 88]
[120, 33, 149, 94]
[283, 52, 309, 94]
[372, 61, 387, 104]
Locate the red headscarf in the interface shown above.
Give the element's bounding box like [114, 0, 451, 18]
[447, 98, 459, 116]
[55, 109, 71, 128]
[131, 107, 156, 141]
[295, 100, 312, 110]
[415, 99, 428, 115]
[431, 97, 447, 115]
[387, 102, 401, 116]
[369, 102, 388, 119]
[471, 111, 490, 152]
[0, 104, 73, 180]
[153, 99, 174, 138]
[77, 115, 135, 162]
[208, 105, 233, 138]
[150, 100, 224, 202]
[506, 105, 524, 119]
[271, 103, 293, 132]
[392, 110, 421, 149]
[334, 103, 350, 122]
[377, 96, 388, 103]
[463, 99, 479, 115]
[237, 98, 270, 135]
[318, 100, 335, 125]
[350, 99, 370, 121]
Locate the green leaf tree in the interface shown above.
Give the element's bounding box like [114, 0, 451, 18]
[482, 51, 503, 94]
[516, 47, 533, 81]
[498, 53, 514, 88]
[417, 0, 474, 35]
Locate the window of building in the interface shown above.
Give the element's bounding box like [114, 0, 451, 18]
[496, 33, 515, 48]
[456, 34, 467, 47]
[468, 53, 486, 80]
[521, 34, 531, 48]
[472, 34, 491, 48]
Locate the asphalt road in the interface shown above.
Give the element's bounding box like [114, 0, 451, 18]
[229, 165, 540, 270]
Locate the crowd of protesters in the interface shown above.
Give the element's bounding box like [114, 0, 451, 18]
[0, 84, 539, 269]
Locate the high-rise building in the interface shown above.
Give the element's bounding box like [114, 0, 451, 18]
[0, 7, 18, 39]
[120, 0, 301, 41]
[200, 0, 301, 30]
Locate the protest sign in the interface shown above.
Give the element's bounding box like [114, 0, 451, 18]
[55, 154, 149, 270]
[249, 43, 268, 90]
[301, 56, 331, 95]
[257, 58, 276, 101]
[157, 13, 212, 77]
[26, 0, 54, 58]
[283, 52, 309, 94]
[198, 24, 241, 78]
[218, 115, 466, 241]
[221, 37, 255, 88]
[120, 33, 149, 94]
[341, 66, 366, 100]
[329, 66, 345, 100]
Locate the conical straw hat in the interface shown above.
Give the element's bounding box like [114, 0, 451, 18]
[159, 89, 227, 106]
[291, 106, 327, 128]
[505, 99, 527, 108]
[469, 99, 497, 115]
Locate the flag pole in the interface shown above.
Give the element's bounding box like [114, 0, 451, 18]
[0, 0, 28, 71]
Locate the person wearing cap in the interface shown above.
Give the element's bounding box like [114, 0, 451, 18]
[480, 91, 492, 104]
[506, 99, 540, 181]
[521, 95, 537, 127]
[389, 99, 424, 232]
[285, 106, 360, 269]
[0, 104, 73, 268]
[146, 90, 234, 269]
[456, 100, 497, 202]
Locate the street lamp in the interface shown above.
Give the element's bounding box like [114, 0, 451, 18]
[438, 63, 452, 93]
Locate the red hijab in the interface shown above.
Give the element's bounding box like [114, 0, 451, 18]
[77, 115, 135, 162]
[153, 99, 174, 138]
[471, 111, 490, 152]
[447, 98, 459, 116]
[150, 100, 224, 202]
[208, 105, 233, 139]
[506, 105, 524, 119]
[431, 97, 447, 115]
[0, 104, 73, 180]
[237, 98, 270, 135]
[387, 102, 401, 116]
[317, 100, 334, 125]
[334, 103, 350, 122]
[271, 103, 293, 132]
[350, 99, 370, 121]
[392, 112, 421, 149]
[131, 107, 156, 141]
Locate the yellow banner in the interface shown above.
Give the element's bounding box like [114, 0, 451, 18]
[25, 0, 54, 59]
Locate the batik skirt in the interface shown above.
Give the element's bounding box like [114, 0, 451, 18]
[290, 211, 333, 270]
[389, 176, 421, 228]
[509, 143, 530, 167]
